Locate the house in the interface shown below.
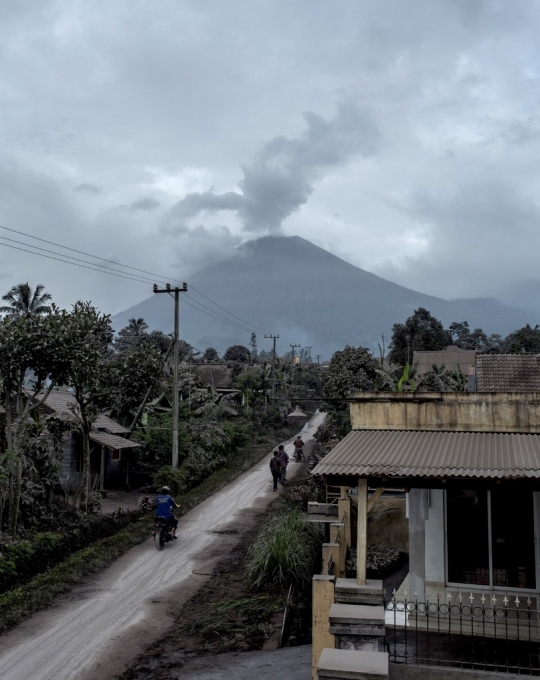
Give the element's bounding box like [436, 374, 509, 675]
[311, 391, 540, 676]
[412, 345, 477, 378]
[41, 388, 141, 491]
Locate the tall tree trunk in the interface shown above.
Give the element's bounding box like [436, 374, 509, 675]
[79, 431, 90, 512]
[8, 455, 22, 538]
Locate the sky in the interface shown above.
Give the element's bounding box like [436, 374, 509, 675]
[1, 0, 540, 316]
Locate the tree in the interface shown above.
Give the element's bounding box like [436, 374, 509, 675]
[202, 347, 220, 363]
[126, 318, 148, 335]
[224, 345, 251, 363]
[322, 346, 379, 403]
[389, 308, 450, 366]
[0, 308, 71, 535]
[107, 342, 164, 426]
[61, 303, 114, 512]
[0, 283, 52, 318]
[504, 324, 540, 353]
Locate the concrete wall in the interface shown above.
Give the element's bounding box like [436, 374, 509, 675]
[390, 663, 525, 680]
[424, 489, 445, 588]
[350, 392, 540, 433]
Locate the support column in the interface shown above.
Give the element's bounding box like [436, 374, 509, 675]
[357, 478, 368, 585]
[99, 445, 105, 492]
[408, 488, 426, 599]
[338, 497, 351, 548]
[312, 575, 335, 680]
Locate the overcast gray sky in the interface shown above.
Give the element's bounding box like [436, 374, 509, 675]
[0, 0, 539, 315]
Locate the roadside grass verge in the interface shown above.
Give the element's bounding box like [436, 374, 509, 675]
[0, 423, 301, 635]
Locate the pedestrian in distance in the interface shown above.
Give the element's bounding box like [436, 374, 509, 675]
[269, 451, 282, 491]
[278, 444, 289, 484]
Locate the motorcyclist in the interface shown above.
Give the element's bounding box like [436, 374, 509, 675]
[155, 486, 180, 539]
[293, 435, 305, 461]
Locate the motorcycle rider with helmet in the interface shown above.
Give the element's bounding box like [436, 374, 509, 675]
[154, 486, 180, 539]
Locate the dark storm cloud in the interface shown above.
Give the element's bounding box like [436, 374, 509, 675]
[74, 183, 102, 195]
[128, 197, 160, 211]
[166, 100, 379, 234]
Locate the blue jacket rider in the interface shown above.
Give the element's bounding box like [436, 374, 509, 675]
[155, 486, 180, 538]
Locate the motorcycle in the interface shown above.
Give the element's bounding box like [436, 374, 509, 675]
[153, 516, 173, 550]
[294, 447, 304, 462]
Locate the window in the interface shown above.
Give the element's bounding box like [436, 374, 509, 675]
[446, 488, 536, 590]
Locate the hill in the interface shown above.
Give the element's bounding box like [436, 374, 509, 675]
[112, 236, 533, 359]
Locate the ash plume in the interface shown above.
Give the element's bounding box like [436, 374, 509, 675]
[166, 100, 379, 234]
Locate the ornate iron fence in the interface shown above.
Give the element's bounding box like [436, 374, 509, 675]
[385, 593, 540, 675]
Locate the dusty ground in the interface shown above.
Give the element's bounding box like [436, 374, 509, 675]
[0, 412, 324, 680]
[100, 490, 141, 514]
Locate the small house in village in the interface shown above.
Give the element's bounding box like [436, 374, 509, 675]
[40, 388, 140, 491]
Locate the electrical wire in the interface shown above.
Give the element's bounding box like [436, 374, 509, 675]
[0, 224, 299, 349]
[0, 224, 185, 286]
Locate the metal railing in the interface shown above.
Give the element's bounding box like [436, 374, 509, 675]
[385, 593, 540, 675]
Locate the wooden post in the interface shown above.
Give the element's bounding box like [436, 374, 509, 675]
[357, 478, 368, 585]
[338, 497, 351, 548]
[100, 445, 105, 492]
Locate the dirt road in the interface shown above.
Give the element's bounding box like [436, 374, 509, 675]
[0, 411, 324, 680]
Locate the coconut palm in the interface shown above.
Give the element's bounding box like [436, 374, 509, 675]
[0, 283, 52, 318]
[126, 318, 148, 335]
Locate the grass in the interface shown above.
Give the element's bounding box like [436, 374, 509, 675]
[187, 594, 285, 653]
[244, 507, 323, 590]
[0, 422, 301, 635]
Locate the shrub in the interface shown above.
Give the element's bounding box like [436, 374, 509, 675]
[244, 508, 322, 589]
[153, 466, 189, 497]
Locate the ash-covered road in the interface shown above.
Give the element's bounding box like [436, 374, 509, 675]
[0, 411, 324, 680]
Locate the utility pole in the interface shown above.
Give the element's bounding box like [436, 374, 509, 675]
[290, 343, 301, 381]
[305, 346, 312, 362]
[265, 334, 279, 399]
[153, 282, 188, 468]
[316, 354, 321, 366]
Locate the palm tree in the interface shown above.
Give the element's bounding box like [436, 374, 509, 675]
[127, 318, 148, 335]
[0, 283, 52, 318]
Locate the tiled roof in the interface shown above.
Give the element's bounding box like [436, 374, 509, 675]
[41, 390, 129, 433]
[94, 414, 129, 434]
[192, 364, 232, 389]
[476, 354, 540, 392]
[311, 429, 540, 480]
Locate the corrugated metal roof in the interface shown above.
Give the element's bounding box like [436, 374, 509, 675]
[89, 432, 140, 450]
[311, 429, 540, 480]
[94, 414, 129, 434]
[476, 354, 540, 392]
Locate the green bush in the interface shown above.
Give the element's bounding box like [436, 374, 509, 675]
[153, 466, 189, 497]
[244, 508, 322, 590]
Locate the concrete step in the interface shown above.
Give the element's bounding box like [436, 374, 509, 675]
[317, 648, 389, 679]
[335, 579, 383, 606]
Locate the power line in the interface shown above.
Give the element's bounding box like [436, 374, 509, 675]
[0, 239, 152, 285]
[0, 224, 186, 286]
[0, 234, 167, 287]
[188, 283, 268, 334]
[0, 224, 294, 344]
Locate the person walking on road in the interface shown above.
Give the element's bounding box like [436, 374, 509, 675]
[293, 435, 305, 461]
[269, 451, 282, 491]
[278, 444, 289, 484]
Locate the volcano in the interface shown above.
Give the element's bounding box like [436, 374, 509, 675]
[112, 236, 533, 359]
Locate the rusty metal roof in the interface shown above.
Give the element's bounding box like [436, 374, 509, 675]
[89, 432, 140, 450]
[311, 429, 540, 480]
[476, 354, 540, 392]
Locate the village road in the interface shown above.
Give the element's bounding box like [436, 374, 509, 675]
[0, 410, 324, 680]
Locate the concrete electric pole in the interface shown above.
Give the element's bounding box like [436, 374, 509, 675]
[290, 343, 301, 381]
[265, 334, 279, 399]
[153, 282, 188, 468]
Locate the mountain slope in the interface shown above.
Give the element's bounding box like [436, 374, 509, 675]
[112, 236, 534, 359]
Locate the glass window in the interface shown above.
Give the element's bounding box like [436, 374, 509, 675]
[447, 488, 490, 585]
[491, 488, 536, 590]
